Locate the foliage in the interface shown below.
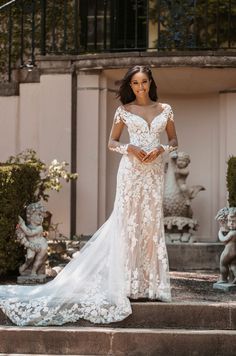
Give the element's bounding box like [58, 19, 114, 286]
[7, 149, 78, 201]
[227, 156, 236, 207]
[0, 161, 41, 275]
[0, 149, 78, 276]
[0, 0, 79, 82]
[149, 0, 236, 49]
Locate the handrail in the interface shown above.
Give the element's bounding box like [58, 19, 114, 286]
[0, 0, 18, 11]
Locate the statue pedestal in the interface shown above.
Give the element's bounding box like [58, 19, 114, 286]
[17, 274, 47, 285]
[213, 282, 236, 292]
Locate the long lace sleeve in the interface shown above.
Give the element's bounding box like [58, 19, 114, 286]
[161, 105, 178, 153]
[108, 107, 129, 155]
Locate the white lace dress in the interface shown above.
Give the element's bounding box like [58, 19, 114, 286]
[0, 103, 173, 326]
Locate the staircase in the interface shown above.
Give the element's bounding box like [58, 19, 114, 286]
[1, 301, 236, 355]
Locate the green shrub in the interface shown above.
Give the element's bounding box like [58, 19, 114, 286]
[227, 156, 236, 207]
[0, 149, 77, 276]
[0, 163, 41, 276]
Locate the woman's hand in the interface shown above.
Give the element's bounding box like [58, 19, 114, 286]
[142, 146, 164, 163]
[127, 144, 147, 162]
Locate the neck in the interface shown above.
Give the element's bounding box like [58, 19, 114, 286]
[134, 95, 153, 106]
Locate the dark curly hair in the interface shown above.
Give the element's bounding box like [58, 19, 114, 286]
[117, 65, 158, 105]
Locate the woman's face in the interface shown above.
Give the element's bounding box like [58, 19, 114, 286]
[130, 72, 151, 98]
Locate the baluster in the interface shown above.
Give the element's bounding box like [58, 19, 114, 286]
[8, 3, 12, 82]
[94, 0, 98, 51]
[228, 0, 232, 49]
[74, 0, 79, 53]
[157, 0, 161, 50]
[40, 0, 46, 55]
[63, 0, 67, 52]
[31, 0, 35, 65]
[20, 0, 24, 66]
[103, 0, 107, 50]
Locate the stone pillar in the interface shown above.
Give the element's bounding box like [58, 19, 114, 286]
[98, 74, 108, 226]
[219, 90, 236, 209]
[76, 71, 107, 235]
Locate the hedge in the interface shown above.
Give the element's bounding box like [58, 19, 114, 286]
[227, 156, 236, 207]
[0, 162, 41, 276]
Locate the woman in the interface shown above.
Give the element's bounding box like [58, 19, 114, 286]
[0, 65, 178, 326]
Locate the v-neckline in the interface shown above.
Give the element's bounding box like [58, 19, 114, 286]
[122, 104, 166, 130]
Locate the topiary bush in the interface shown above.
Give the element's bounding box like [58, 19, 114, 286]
[227, 156, 236, 207]
[0, 149, 78, 276]
[0, 162, 41, 276]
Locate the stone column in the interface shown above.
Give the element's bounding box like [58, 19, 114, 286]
[76, 71, 107, 235]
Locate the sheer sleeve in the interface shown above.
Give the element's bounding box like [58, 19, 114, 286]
[167, 105, 174, 122]
[113, 106, 127, 125]
[160, 104, 178, 154]
[108, 106, 129, 155]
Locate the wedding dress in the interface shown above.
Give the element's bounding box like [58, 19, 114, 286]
[0, 103, 174, 326]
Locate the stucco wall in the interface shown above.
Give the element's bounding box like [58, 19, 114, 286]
[0, 75, 71, 237]
[0, 96, 19, 160]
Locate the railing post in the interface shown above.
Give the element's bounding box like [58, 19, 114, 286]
[20, 0, 24, 66]
[31, 0, 35, 65]
[74, 0, 79, 54]
[103, 0, 108, 50]
[8, 3, 12, 82]
[40, 0, 46, 55]
[63, 0, 67, 52]
[157, 0, 160, 50]
[146, 0, 149, 50]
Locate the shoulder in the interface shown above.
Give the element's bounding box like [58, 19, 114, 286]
[161, 103, 173, 112]
[162, 103, 174, 121]
[114, 105, 127, 124]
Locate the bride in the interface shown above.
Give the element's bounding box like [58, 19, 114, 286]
[0, 65, 178, 326]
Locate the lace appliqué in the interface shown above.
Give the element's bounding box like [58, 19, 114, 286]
[160, 144, 178, 153]
[109, 144, 129, 155]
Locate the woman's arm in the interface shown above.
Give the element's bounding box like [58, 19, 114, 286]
[108, 118, 129, 155]
[161, 118, 178, 152]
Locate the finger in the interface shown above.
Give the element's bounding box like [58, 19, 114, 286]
[142, 156, 150, 162]
[143, 152, 152, 161]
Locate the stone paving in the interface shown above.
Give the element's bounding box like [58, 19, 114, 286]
[1, 270, 235, 303]
[170, 270, 236, 303]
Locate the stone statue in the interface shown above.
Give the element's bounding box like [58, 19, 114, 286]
[163, 151, 205, 243]
[215, 207, 236, 285]
[16, 202, 48, 282]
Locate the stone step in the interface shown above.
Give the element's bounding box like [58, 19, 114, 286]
[1, 326, 236, 356]
[1, 302, 236, 330]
